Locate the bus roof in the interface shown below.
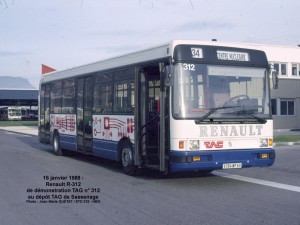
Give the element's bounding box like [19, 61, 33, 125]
[40, 39, 268, 84]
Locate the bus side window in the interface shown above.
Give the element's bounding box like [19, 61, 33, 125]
[62, 79, 75, 114]
[94, 73, 113, 114]
[114, 69, 135, 114]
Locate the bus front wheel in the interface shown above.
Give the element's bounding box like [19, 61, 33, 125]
[53, 132, 63, 156]
[120, 141, 136, 176]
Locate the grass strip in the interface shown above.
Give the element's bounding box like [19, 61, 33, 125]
[274, 135, 300, 143]
[0, 121, 38, 127]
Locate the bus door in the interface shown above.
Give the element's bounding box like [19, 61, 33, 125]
[77, 77, 93, 154]
[39, 85, 51, 143]
[44, 85, 51, 141]
[137, 64, 167, 171]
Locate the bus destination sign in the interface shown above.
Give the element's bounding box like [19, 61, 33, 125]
[217, 50, 249, 61]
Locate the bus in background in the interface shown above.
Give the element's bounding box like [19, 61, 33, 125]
[21, 107, 38, 120]
[0, 106, 22, 121]
[39, 40, 276, 175]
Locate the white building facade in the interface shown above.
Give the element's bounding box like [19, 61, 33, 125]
[249, 44, 300, 130]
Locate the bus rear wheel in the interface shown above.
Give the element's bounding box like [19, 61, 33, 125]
[53, 132, 63, 156]
[120, 141, 136, 176]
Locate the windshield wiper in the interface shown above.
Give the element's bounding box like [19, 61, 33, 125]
[196, 106, 240, 123]
[235, 110, 267, 123]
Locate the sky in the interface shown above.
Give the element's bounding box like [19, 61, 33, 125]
[0, 0, 299, 88]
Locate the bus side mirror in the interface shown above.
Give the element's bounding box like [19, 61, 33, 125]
[164, 65, 173, 86]
[272, 69, 278, 89]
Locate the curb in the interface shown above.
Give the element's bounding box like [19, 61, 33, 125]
[0, 130, 37, 137]
[0, 128, 38, 137]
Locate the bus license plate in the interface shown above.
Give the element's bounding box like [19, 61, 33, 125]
[222, 163, 242, 169]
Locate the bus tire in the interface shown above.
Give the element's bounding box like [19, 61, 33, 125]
[53, 132, 63, 156]
[120, 140, 136, 176]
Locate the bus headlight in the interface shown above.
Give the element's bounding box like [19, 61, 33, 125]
[259, 138, 268, 147]
[189, 140, 200, 150]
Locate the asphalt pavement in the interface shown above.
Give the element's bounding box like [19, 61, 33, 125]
[0, 129, 299, 225]
[0, 126, 299, 146]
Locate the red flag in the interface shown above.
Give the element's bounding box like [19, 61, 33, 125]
[42, 64, 56, 75]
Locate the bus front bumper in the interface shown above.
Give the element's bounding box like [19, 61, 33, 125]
[169, 149, 275, 173]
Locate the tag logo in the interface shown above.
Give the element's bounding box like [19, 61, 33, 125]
[203, 141, 224, 149]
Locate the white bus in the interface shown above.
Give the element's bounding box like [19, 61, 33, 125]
[0, 106, 22, 121]
[39, 40, 276, 175]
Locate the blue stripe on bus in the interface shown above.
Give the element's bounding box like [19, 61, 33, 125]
[58, 134, 121, 161]
[93, 139, 118, 161]
[60, 134, 77, 151]
[169, 149, 275, 172]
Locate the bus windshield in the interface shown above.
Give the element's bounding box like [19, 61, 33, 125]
[172, 63, 270, 121]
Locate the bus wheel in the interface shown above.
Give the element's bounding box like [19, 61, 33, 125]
[53, 132, 63, 156]
[120, 141, 136, 176]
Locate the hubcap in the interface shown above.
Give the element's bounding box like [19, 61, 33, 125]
[53, 136, 58, 152]
[122, 147, 132, 167]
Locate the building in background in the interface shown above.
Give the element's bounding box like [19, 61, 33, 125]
[0, 77, 38, 120]
[262, 45, 300, 130]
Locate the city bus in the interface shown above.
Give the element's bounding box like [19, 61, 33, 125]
[38, 40, 276, 175]
[0, 106, 22, 121]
